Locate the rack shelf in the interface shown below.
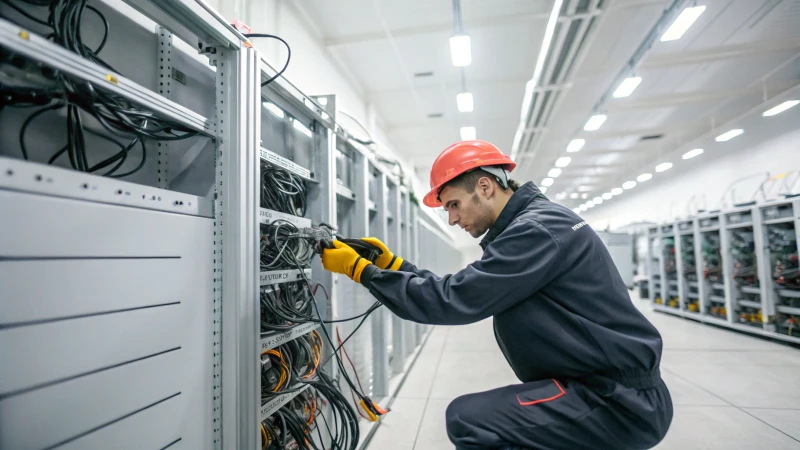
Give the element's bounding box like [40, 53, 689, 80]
[777, 289, 800, 299]
[260, 384, 311, 422]
[0, 18, 213, 136]
[708, 295, 726, 304]
[260, 148, 313, 181]
[258, 208, 312, 228]
[737, 299, 761, 309]
[259, 269, 311, 286]
[260, 323, 320, 352]
[740, 286, 761, 295]
[336, 184, 356, 200]
[776, 305, 800, 316]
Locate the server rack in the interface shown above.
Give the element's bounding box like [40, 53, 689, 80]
[646, 226, 662, 305]
[652, 199, 800, 345]
[0, 2, 455, 449]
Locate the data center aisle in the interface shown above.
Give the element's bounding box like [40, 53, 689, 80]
[365, 293, 800, 450]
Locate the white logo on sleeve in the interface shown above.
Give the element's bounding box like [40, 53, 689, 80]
[572, 221, 587, 231]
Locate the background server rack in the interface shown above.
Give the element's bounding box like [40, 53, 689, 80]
[652, 198, 800, 345]
[0, 1, 461, 449]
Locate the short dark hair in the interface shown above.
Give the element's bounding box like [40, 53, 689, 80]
[437, 168, 519, 202]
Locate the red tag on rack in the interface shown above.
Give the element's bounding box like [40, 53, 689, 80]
[231, 20, 252, 34]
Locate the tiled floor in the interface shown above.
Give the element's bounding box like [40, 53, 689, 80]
[366, 294, 800, 450]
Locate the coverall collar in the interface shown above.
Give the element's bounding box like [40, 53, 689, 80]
[480, 182, 545, 250]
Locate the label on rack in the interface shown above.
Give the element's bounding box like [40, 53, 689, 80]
[260, 323, 319, 352]
[258, 208, 311, 228]
[259, 269, 311, 286]
[259, 384, 311, 421]
[260, 148, 312, 180]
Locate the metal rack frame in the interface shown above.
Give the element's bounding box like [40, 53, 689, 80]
[652, 198, 800, 345]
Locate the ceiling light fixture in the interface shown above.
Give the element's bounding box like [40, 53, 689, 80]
[682, 148, 704, 160]
[587, 200, 596, 207]
[655, 162, 673, 172]
[541, 178, 554, 187]
[450, 34, 472, 67]
[613, 77, 643, 98]
[582, 193, 589, 199]
[660, 6, 706, 42]
[457, 92, 474, 112]
[263, 102, 285, 119]
[540, 187, 548, 194]
[567, 139, 586, 152]
[570, 193, 579, 199]
[622, 181, 637, 189]
[715, 129, 743, 142]
[579, 204, 588, 211]
[763, 100, 799, 117]
[593, 197, 603, 204]
[611, 188, 624, 195]
[548, 168, 562, 178]
[602, 192, 613, 200]
[555, 156, 572, 168]
[584, 114, 607, 131]
[573, 208, 581, 214]
[460, 126, 476, 141]
[637, 173, 653, 182]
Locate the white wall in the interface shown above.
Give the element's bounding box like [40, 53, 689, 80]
[582, 105, 800, 230]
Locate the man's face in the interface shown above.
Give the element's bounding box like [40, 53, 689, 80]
[440, 183, 496, 238]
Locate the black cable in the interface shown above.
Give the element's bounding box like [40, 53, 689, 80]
[244, 34, 291, 87]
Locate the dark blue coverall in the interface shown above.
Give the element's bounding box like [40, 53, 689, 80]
[358, 182, 673, 450]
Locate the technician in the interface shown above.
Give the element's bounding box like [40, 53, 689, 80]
[322, 140, 673, 450]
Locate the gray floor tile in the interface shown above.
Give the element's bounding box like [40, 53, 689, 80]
[396, 354, 440, 400]
[743, 408, 800, 442]
[666, 363, 800, 409]
[653, 406, 800, 449]
[661, 370, 727, 406]
[368, 398, 428, 450]
[428, 351, 518, 401]
[413, 399, 453, 450]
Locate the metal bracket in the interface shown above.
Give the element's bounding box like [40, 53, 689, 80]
[157, 26, 173, 189]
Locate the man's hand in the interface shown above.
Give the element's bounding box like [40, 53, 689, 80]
[361, 237, 403, 270]
[322, 240, 373, 283]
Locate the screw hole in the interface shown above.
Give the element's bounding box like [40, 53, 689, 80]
[6, 169, 13, 176]
[34, 174, 42, 181]
[81, 183, 89, 189]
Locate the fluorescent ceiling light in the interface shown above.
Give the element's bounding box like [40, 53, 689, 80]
[541, 177, 554, 187]
[263, 102, 285, 119]
[660, 6, 706, 42]
[460, 126, 476, 141]
[682, 148, 704, 160]
[579, 204, 588, 211]
[655, 162, 672, 172]
[611, 187, 623, 196]
[587, 200, 596, 207]
[622, 180, 637, 190]
[293, 120, 312, 138]
[555, 156, 572, 168]
[450, 34, 472, 67]
[715, 129, 743, 142]
[570, 193, 579, 199]
[602, 192, 613, 200]
[613, 77, 643, 98]
[584, 114, 607, 131]
[567, 139, 585, 153]
[573, 208, 581, 214]
[548, 168, 562, 178]
[457, 92, 474, 112]
[593, 197, 603, 204]
[540, 187, 548, 194]
[582, 193, 589, 199]
[763, 100, 799, 117]
[637, 173, 653, 182]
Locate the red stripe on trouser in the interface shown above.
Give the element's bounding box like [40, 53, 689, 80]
[516, 380, 566, 406]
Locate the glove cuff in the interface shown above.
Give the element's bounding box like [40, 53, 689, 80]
[352, 257, 372, 284]
[387, 256, 403, 271]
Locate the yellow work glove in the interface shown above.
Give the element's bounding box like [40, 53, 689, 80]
[361, 237, 403, 270]
[321, 240, 373, 283]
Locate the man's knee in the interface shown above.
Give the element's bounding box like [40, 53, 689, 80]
[445, 394, 478, 444]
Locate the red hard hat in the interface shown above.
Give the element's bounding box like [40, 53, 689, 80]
[423, 140, 516, 207]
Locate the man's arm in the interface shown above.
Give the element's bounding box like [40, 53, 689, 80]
[359, 219, 563, 325]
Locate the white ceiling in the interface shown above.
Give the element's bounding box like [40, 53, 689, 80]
[295, 0, 800, 209]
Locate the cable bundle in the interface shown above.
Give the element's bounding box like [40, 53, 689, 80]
[261, 163, 307, 217]
[261, 282, 315, 332]
[261, 331, 323, 400]
[1, 0, 198, 177]
[260, 221, 316, 270]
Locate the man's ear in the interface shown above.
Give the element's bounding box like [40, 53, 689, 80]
[477, 176, 494, 199]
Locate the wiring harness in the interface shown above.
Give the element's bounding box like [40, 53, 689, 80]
[0, 1, 198, 177]
[261, 163, 307, 216]
[260, 221, 319, 270]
